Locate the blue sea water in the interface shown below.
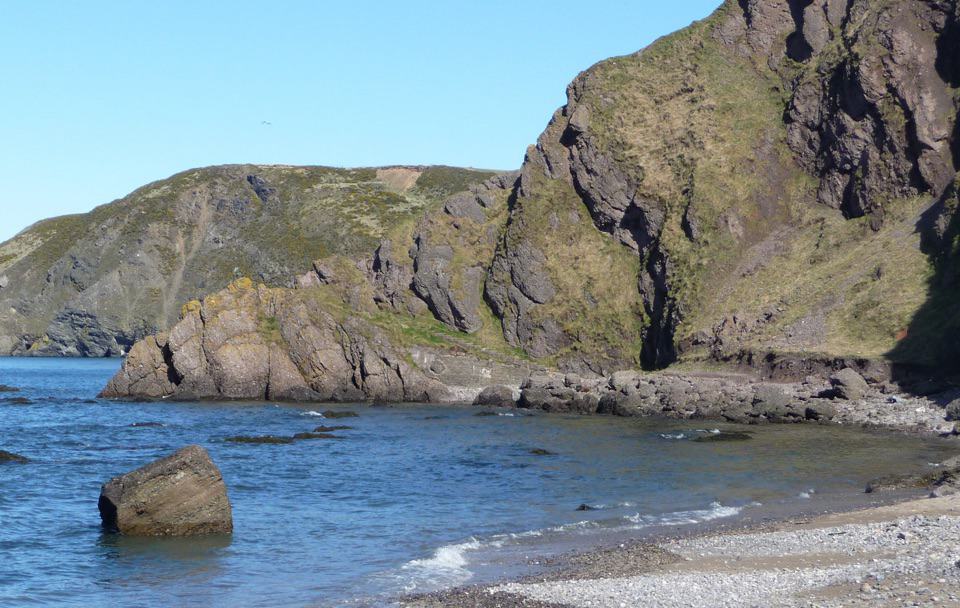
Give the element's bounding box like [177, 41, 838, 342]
[0, 357, 955, 607]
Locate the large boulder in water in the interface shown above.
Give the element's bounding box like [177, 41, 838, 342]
[98, 445, 233, 536]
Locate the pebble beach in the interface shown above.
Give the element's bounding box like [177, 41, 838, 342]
[404, 493, 960, 607]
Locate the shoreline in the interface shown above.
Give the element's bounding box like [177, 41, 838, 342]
[399, 476, 960, 607]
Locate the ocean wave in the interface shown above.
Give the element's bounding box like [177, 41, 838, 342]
[399, 537, 499, 591]
[660, 429, 722, 440]
[395, 500, 746, 593]
[300, 411, 325, 417]
[626, 501, 743, 527]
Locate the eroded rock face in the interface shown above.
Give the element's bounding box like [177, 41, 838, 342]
[412, 175, 516, 334]
[101, 279, 451, 402]
[98, 445, 232, 536]
[784, 0, 960, 220]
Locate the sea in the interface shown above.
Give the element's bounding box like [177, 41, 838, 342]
[0, 357, 955, 607]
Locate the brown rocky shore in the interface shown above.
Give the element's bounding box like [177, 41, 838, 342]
[494, 366, 960, 437]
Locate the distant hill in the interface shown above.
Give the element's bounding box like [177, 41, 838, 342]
[0, 164, 495, 355]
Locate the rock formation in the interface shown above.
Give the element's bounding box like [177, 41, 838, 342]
[98, 445, 232, 536]
[100, 0, 960, 400]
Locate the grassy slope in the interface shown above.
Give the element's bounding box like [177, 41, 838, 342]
[509, 0, 953, 368]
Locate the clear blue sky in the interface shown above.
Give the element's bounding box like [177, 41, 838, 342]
[0, 1, 721, 242]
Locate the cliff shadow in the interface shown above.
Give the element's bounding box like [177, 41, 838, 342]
[887, 184, 960, 397]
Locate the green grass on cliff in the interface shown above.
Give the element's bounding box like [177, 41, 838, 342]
[577, 5, 808, 337]
[497, 171, 647, 368]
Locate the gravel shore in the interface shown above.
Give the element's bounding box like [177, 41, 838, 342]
[401, 493, 960, 607]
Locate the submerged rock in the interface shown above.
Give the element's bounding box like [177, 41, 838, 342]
[98, 445, 232, 536]
[2, 397, 33, 405]
[530, 448, 557, 456]
[130, 421, 165, 428]
[692, 431, 753, 442]
[0, 384, 19, 392]
[866, 456, 960, 494]
[292, 432, 340, 440]
[322, 410, 359, 419]
[0, 450, 28, 463]
[312, 425, 353, 432]
[225, 435, 294, 445]
[804, 400, 838, 421]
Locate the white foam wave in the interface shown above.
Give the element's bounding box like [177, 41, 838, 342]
[394, 501, 747, 593]
[626, 501, 743, 527]
[300, 410, 325, 417]
[400, 537, 501, 591]
[659, 432, 687, 440]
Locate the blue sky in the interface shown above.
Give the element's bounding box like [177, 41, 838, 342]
[0, 1, 721, 242]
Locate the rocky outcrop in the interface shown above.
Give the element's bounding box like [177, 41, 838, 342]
[517, 370, 807, 423]
[487, 0, 959, 372]
[101, 279, 451, 402]
[473, 385, 518, 408]
[784, 0, 960, 221]
[98, 445, 232, 536]
[411, 175, 516, 333]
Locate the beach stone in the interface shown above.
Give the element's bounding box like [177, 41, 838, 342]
[98, 445, 232, 536]
[752, 385, 793, 420]
[596, 393, 639, 417]
[473, 385, 517, 408]
[945, 399, 960, 422]
[804, 399, 838, 421]
[830, 368, 869, 400]
[610, 371, 641, 393]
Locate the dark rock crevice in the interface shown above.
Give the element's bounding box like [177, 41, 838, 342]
[786, 0, 815, 61]
[786, 1, 959, 221]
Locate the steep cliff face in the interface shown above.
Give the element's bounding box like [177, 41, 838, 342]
[486, 0, 959, 372]
[105, 0, 960, 400]
[0, 165, 493, 356]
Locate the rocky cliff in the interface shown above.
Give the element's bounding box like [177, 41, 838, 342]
[0, 165, 494, 356]
[105, 0, 960, 400]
